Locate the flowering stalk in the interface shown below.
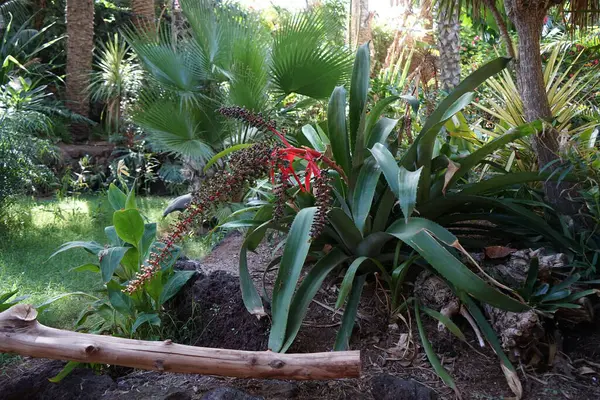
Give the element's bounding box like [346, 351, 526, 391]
[126, 108, 343, 293]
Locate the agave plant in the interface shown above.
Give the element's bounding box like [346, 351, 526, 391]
[126, 0, 352, 162]
[197, 44, 595, 396]
[472, 45, 599, 172]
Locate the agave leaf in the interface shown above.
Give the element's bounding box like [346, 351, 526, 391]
[327, 87, 351, 175]
[422, 306, 466, 341]
[349, 42, 370, 151]
[334, 274, 367, 351]
[351, 158, 381, 234]
[366, 117, 399, 149]
[365, 95, 399, 136]
[386, 218, 527, 312]
[302, 124, 326, 152]
[335, 256, 370, 309]
[238, 246, 266, 317]
[459, 293, 522, 399]
[415, 302, 458, 391]
[328, 208, 363, 250]
[280, 248, 349, 352]
[269, 207, 317, 352]
[397, 166, 423, 223]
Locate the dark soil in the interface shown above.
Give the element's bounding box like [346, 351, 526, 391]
[2, 233, 600, 399]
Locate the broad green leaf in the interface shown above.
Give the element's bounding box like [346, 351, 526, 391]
[269, 207, 317, 352]
[108, 183, 128, 211]
[159, 270, 196, 304]
[0, 290, 18, 304]
[121, 247, 140, 275]
[327, 86, 351, 175]
[458, 170, 577, 196]
[105, 226, 124, 246]
[106, 281, 134, 316]
[415, 302, 457, 391]
[49, 361, 80, 383]
[349, 42, 370, 151]
[220, 220, 264, 229]
[49, 241, 105, 258]
[397, 166, 423, 222]
[352, 158, 381, 234]
[100, 247, 129, 283]
[334, 274, 367, 351]
[336, 256, 369, 309]
[203, 144, 253, 172]
[366, 117, 398, 149]
[113, 209, 145, 247]
[69, 263, 101, 273]
[280, 248, 349, 352]
[386, 218, 527, 312]
[125, 186, 136, 210]
[140, 223, 157, 257]
[132, 313, 161, 333]
[302, 124, 326, 152]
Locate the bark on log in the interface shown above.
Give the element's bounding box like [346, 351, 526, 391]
[0, 304, 361, 380]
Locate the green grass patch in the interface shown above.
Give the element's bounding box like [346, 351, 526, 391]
[0, 195, 211, 329]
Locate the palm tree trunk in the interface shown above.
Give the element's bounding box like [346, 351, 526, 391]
[436, 4, 461, 91]
[504, 0, 578, 215]
[65, 0, 94, 143]
[131, 0, 156, 31]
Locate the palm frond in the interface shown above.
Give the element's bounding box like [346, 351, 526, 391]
[271, 9, 352, 99]
[132, 91, 224, 161]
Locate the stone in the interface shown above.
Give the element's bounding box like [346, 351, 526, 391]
[200, 387, 263, 400]
[371, 374, 437, 400]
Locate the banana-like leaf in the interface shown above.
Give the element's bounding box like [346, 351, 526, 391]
[269, 207, 317, 352]
[335, 256, 369, 309]
[280, 248, 349, 352]
[351, 158, 381, 234]
[334, 274, 367, 351]
[415, 302, 458, 391]
[349, 42, 370, 151]
[386, 218, 527, 312]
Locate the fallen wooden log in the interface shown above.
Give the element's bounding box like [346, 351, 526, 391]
[0, 304, 361, 380]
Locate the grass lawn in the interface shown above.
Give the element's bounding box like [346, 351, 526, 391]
[0, 195, 211, 329]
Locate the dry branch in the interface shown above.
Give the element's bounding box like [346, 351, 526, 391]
[0, 304, 361, 380]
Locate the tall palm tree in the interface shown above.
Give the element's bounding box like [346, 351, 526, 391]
[65, 0, 94, 143]
[436, 4, 461, 91]
[131, 0, 156, 31]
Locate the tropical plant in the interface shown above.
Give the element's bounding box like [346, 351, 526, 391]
[50, 183, 195, 337]
[126, 0, 352, 162]
[89, 33, 142, 134]
[65, 0, 94, 142]
[197, 46, 591, 395]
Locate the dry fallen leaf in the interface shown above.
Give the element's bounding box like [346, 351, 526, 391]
[577, 366, 596, 375]
[485, 246, 518, 259]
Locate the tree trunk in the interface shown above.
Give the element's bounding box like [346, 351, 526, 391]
[131, 0, 156, 31]
[436, 4, 461, 91]
[349, 0, 371, 49]
[0, 304, 361, 380]
[504, 0, 578, 215]
[65, 0, 94, 143]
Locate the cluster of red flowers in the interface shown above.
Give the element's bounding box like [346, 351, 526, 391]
[125, 108, 343, 293]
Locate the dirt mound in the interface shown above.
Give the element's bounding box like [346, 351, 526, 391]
[168, 269, 269, 351]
